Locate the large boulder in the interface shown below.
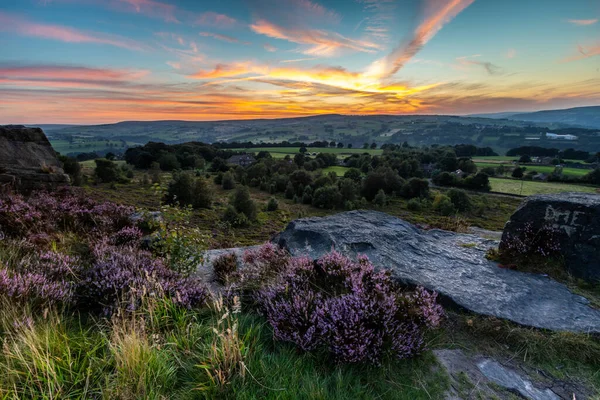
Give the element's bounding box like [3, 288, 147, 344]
[500, 193, 600, 282]
[273, 210, 600, 333]
[0, 125, 70, 193]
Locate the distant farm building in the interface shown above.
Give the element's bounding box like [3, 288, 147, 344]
[227, 154, 256, 167]
[546, 133, 578, 140]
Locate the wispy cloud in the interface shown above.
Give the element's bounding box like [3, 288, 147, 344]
[0, 11, 145, 51]
[506, 48, 517, 59]
[112, 0, 179, 23]
[0, 64, 149, 88]
[263, 43, 278, 52]
[456, 57, 502, 75]
[566, 18, 598, 26]
[375, 0, 476, 78]
[199, 32, 250, 45]
[561, 43, 600, 62]
[357, 0, 396, 42]
[196, 11, 237, 28]
[250, 19, 383, 56]
[291, 0, 340, 22]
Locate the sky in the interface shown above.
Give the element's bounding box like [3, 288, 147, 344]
[0, 0, 599, 124]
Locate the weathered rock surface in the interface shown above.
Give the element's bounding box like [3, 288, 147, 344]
[435, 349, 591, 400]
[501, 193, 600, 282]
[273, 210, 600, 333]
[0, 125, 70, 193]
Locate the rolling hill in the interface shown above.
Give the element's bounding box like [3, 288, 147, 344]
[472, 106, 600, 129]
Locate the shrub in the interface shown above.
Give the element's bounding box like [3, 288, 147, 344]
[373, 189, 387, 207]
[213, 253, 238, 284]
[95, 159, 124, 183]
[256, 251, 443, 364]
[157, 153, 180, 171]
[512, 167, 524, 178]
[433, 194, 455, 216]
[266, 198, 279, 211]
[82, 242, 209, 313]
[230, 186, 257, 222]
[401, 178, 429, 199]
[222, 171, 236, 190]
[113, 226, 144, 246]
[312, 185, 342, 209]
[447, 189, 472, 212]
[165, 172, 213, 209]
[407, 198, 424, 211]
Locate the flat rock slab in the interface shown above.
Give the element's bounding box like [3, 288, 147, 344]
[273, 210, 600, 333]
[435, 349, 591, 400]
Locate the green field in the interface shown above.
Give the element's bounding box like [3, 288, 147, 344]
[322, 166, 350, 176]
[50, 139, 136, 155]
[489, 178, 598, 196]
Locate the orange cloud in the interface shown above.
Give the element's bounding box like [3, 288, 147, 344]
[250, 19, 383, 56]
[566, 19, 598, 26]
[196, 12, 237, 28]
[0, 12, 145, 51]
[264, 43, 278, 52]
[561, 43, 600, 62]
[376, 0, 476, 78]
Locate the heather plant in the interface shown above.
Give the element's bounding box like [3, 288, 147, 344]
[82, 242, 209, 313]
[498, 221, 562, 264]
[0, 188, 134, 238]
[252, 247, 444, 364]
[213, 253, 238, 284]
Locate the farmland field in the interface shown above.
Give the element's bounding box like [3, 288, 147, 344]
[489, 177, 598, 196]
[322, 166, 350, 176]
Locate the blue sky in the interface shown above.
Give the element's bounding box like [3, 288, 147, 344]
[0, 0, 599, 123]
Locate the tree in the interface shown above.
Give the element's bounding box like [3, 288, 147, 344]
[447, 189, 472, 211]
[337, 142, 344, 148]
[230, 186, 257, 221]
[94, 159, 122, 183]
[312, 185, 342, 209]
[400, 178, 429, 199]
[266, 198, 279, 211]
[512, 167, 524, 178]
[363, 143, 369, 149]
[330, 141, 337, 148]
[299, 146, 308, 154]
[165, 172, 213, 209]
[370, 142, 377, 149]
[344, 168, 362, 182]
[222, 171, 236, 190]
[519, 155, 532, 163]
[373, 189, 387, 207]
[105, 152, 116, 161]
[158, 153, 181, 171]
[347, 143, 353, 149]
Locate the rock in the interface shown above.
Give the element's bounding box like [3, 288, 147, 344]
[435, 349, 590, 400]
[501, 193, 600, 282]
[273, 210, 600, 333]
[0, 125, 70, 193]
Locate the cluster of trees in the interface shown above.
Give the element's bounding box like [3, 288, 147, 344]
[124, 142, 237, 171]
[507, 146, 598, 162]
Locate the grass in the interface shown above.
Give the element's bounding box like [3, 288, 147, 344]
[489, 177, 598, 196]
[322, 166, 350, 176]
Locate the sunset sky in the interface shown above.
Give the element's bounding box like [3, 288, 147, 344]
[1, 0, 599, 124]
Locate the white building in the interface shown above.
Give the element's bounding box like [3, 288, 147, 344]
[546, 133, 578, 140]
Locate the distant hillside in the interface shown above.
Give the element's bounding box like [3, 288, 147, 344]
[28, 113, 600, 157]
[472, 106, 600, 129]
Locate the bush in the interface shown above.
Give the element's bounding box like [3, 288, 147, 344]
[373, 189, 387, 207]
[266, 198, 279, 211]
[447, 189, 471, 212]
[95, 159, 125, 183]
[401, 178, 429, 199]
[222, 171, 236, 190]
[512, 167, 524, 178]
[256, 250, 444, 364]
[165, 172, 213, 209]
[433, 194, 455, 216]
[407, 198, 424, 211]
[213, 253, 238, 284]
[158, 153, 181, 171]
[230, 186, 257, 222]
[312, 185, 342, 209]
